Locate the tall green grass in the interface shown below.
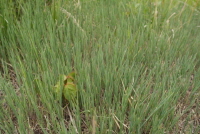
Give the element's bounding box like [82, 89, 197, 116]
[0, 0, 199, 133]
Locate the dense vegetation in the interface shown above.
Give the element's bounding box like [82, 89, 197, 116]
[0, 0, 199, 133]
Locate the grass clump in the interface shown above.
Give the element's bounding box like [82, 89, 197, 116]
[0, 0, 199, 133]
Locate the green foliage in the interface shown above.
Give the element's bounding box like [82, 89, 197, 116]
[53, 72, 77, 102]
[0, 0, 200, 133]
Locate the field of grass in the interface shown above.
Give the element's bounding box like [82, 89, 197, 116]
[0, 0, 200, 133]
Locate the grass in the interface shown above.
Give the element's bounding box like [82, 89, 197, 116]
[0, 0, 200, 133]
